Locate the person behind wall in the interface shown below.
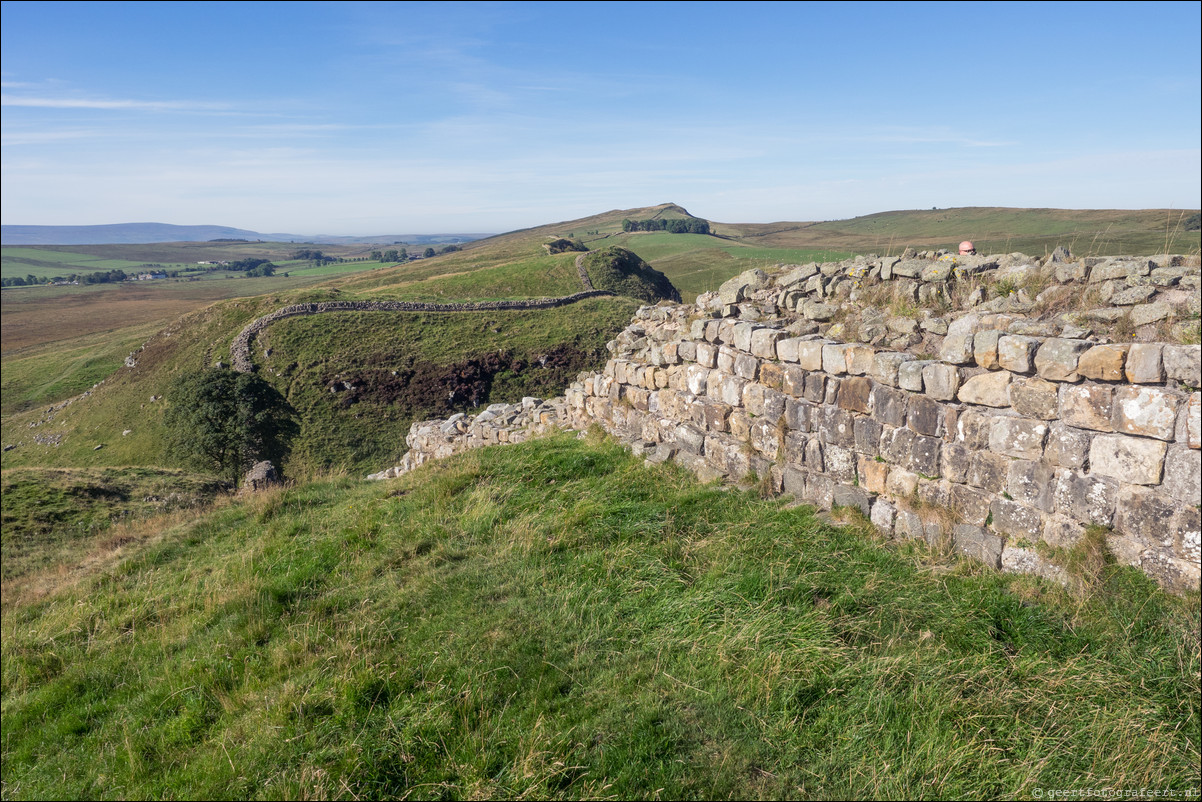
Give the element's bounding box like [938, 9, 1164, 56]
[959, 240, 976, 255]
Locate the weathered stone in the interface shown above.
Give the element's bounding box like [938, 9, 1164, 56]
[820, 343, 850, 375]
[1109, 285, 1157, 305]
[1089, 435, 1167, 485]
[695, 342, 718, 368]
[1034, 338, 1090, 382]
[837, 376, 873, 414]
[1163, 344, 1201, 387]
[910, 435, 941, 477]
[871, 385, 909, 427]
[718, 268, 768, 305]
[907, 395, 944, 437]
[1058, 384, 1114, 432]
[1043, 515, 1085, 549]
[954, 409, 995, 449]
[760, 388, 787, 425]
[869, 497, 896, 531]
[833, 484, 871, 516]
[1112, 386, 1178, 441]
[1006, 459, 1055, 512]
[940, 334, 975, 365]
[1077, 344, 1128, 381]
[853, 416, 883, 455]
[898, 360, 933, 392]
[733, 352, 759, 381]
[749, 420, 782, 459]
[675, 424, 706, 454]
[758, 362, 785, 391]
[957, 371, 1012, 408]
[990, 498, 1043, 540]
[803, 301, 837, 322]
[922, 363, 961, 401]
[950, 483, 992, 526]
[1113, 485, 1175, 547]
[803, 372, 826, 402]
[879, 426, 914, 466]
[989, 417, 1048, 460]
[941, 442, 971, 483]
[824, 444, 857, 482]
[1008, 377, 1060, 420]
[973, 329, 1001, 370]
[819, 407, 856, 447]
[1125, 343, 1164, 384]
[1129, 301, 1172, 327]
[954, 525, 1003, 569]
[1044, 422, 1091, 469]
[1001, 547, 1068, 585]
[1176, 506, 1200, 564]
[1162, 446, 1201, 504]
[998, 335, 1041, 373]
[795, 340, 825, 371]
[783, 398, 815, 432]
[869, 351, 914, 387]
[750, 328, 783, 359]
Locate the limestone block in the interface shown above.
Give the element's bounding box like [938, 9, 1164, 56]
[1089, 435, 1167, 485]
[954, 409, 995, 449]
[820, 406, 856, 447]
[807, 473, 835, 510]
[833, 484, 871, 516]
[729, 409, 752, 440]
[858, 455, 889, 494]
[907, 395, 944, 437]
[869, 497, 896, 531]
[1042, 515, 1085, 549]
[779, 263, 820, 287]
[716, 346, 736, 374]
[1112, 386, 1179, 441]
[761, 388, 787, 425]
[1006, 459, 1055, 512]
[882, 467, 922, 507]
[1176, 506, 1200, 564]
[917, 478, 952, 510]
[803, 301, 838, 322]
[1077, 344, 1128, 381]
[942, 442, 971, 483]
[824, 444, 857, 482]
[758, 362, 784, 391]
[853, 417, 883, 455]
[751, 328, 783, 359]
[973, 330, 1001, 370]
[784, 398, 815, 432]
[844, 344, 876, 376]
[780, 364, 806, 397]
[675, 424, 706, 455]
[1034, 338, 1091, 382]
[895, 508, 925, 540]
[776, 337, 801, 363]
[1125, 343, 1164, 384]
[803, 373, 826, 402]
[742, 382, 767, 416]
[804, 436, 825, 472]
[922, 363, 961, 401]
[1110, 285, 1157, 305]
[824, 377, 841, 406]
[718, 269, 767, 305]
[989, 417, 1048, 460]
[1059, 384, 1114, 432]
[958, 371, 1012, 408]
[708, 373, 747, 407]
[950, 483, 992, 526]
[1129, 302, 1172, 327]
[782, 465, 807, 498]
[1113, 485, 1175, 547]
[910, 435, 941, 477]
[998, 335, 1041, 373]
[1163, 344, 1201, 387]
[940, 334, 975, 365]
[750, 420, 782, 459]
[695, 342, 718, 368]
[1008, 377, 1059, 420]
[896, 360, 929, 392]
[1162, 445, 1201, 503]
[955, 525, 1004, 569]
[796, 340, 826, 371]
[870, 351, 915, 387]
[871, 385, 910, 427]
[733, 352, 759, 381]
[990, 498, 1043, 540]
[1052, 466, 1115, 529]
[1001, 547, 1068, 585]
[702, 399, 731, 432]
[1044, 422, 1092, 469]
[838, 376, 874, 414]
[880, 426, 914, 467]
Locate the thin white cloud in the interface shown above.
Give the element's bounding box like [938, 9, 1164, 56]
[0, 94, 229, 111]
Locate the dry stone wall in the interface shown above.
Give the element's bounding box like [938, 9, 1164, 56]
[371, 251, 1202, 592]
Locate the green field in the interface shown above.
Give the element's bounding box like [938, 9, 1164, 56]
[2, 435, 1197, 799]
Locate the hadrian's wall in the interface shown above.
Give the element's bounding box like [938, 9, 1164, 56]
[371, 250, 1202, 592]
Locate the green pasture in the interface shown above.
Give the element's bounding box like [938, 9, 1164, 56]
[2, 434, 1197, 800]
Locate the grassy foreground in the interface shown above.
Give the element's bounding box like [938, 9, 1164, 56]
[2, 433, 1199, 800]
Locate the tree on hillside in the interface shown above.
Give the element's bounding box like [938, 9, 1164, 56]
[423, 247, 436, 258]
[163, 368, 296, 486]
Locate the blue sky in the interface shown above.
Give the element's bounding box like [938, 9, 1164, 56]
[2, 0, 1199, 234]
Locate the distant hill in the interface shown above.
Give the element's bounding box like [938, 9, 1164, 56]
[0, 223, 494, 246]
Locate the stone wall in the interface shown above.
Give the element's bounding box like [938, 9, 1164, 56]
[229, 292, 615, 373]
[371, 251, 1202, 592]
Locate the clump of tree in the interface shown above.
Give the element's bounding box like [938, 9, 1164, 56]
[440, 244, 461, 254]
[163, 368, 297, 486]
[544, 238, 587, 254]
[581, 246, 681, 304]
[3, 268, 132, 287]
[371, 249, 409, 263]
[423, 247, 436, 258]
[292, 249, 336, 264]
[621, 217, 710, 234]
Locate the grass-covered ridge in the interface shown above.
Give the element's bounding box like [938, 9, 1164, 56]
[3, 433, 1198, 800]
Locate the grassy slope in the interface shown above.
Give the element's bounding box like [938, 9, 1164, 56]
[2, 435, 1198, 800]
